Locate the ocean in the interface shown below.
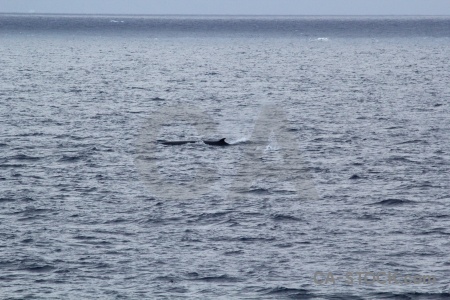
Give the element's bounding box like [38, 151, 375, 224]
[0, 14, 449, 299]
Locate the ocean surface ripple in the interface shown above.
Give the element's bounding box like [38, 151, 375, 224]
[1, 14, 449, 299]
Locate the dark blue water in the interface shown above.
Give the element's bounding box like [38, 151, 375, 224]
[1, 14, 450, 299]
[2, 14, 450, 37]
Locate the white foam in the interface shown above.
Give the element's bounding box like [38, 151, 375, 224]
[228, 137, 248, 145]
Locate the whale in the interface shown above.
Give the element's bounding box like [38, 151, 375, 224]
[203, 138, 229, 146]
[158, 138, 229, 146]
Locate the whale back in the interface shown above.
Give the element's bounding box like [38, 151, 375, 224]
[203, 138, 229, 146]
[159, 140, 196, 145]
[159, 138, 228, 146]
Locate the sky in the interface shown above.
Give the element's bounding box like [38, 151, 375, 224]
[0, 0, 449, 15]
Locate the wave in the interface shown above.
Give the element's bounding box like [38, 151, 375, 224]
[11, 154, 41, 161]
[59, 155, 83, 162]
[259, 286, 315, 298]
[372, 292, 450, 300]
[189, 274, 242, 283]
[368, 198, 416, 206]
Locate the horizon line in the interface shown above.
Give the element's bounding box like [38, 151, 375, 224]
[1, 12, 450, 17]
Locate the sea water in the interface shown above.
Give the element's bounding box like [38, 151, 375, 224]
[1, 14, 450, 299]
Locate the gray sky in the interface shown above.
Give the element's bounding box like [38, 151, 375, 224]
[1, 0, 450, 15]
